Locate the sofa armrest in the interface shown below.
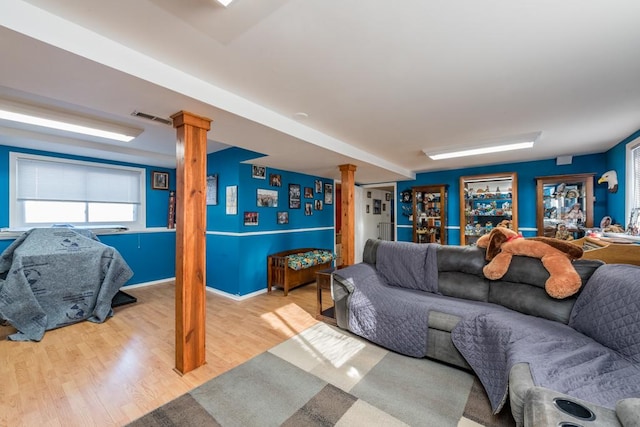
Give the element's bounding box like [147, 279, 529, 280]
[616, 398, 640, 427]
[331, 273, 353, 330]
[509, 363, 535, 426]
[524, 386, 621, 427]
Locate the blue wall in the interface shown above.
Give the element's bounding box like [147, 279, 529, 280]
[397, 153, 609, 244]
[0, 144, 176, 285]
[205, 148, 335, 296]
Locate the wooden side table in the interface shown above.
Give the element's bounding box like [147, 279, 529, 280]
[316, 268, 337, 325]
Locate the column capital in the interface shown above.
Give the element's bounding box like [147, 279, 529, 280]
[171, 110, 212, 131]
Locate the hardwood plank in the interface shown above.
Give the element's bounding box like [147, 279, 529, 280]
[0, 281, 319, 426]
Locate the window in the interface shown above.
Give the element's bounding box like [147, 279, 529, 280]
[627, 137, 640, 232]
[631, 143, 640, 207]
[10, 152, 146, 229]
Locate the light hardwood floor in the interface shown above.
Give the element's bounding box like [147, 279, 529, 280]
[0, 282, 322, 426]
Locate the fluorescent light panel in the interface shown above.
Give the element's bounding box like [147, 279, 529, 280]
[0, 99, 142, 142]
[425, 141, 534, 160]
[216, 0, 234, 6]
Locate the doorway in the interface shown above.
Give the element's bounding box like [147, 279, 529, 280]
[356, 183, 397, 261]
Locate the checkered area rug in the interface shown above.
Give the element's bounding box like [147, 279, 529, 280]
[128, 323, 515, 427]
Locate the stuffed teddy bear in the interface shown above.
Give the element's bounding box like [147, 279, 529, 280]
[476, 227, 584, 299]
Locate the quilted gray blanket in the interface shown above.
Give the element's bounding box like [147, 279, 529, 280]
[451, 310, 640, 413]
[337, 243, 504, 357]
[0, 228, 133, 341]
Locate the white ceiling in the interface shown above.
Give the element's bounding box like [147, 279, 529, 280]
[1, 0, 639, 184]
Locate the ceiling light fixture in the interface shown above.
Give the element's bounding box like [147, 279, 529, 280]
[424, 132, 540, 160]
[293, 112, 309, 120]
[215, 0, 235, 6]
[0, 98, 142, 142]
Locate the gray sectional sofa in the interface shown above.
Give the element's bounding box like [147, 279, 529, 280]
[332, 239, 640, 427]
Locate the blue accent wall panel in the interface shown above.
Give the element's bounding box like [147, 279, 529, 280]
[99, 232, 176, 285]
[206, 234, 241, 294]
[396, 226, 413, 242]
[206, 229, 334, 296]
[0, 146, 9, 227]
[0, 239, 11, 253]
[0, 231, 176, 285]
[146, 168, 176, 228]
[240, 229, 334, 296]
[206, 147, 264, 232]
[205, 147, 336, 296]
[206, 147, 334, 234]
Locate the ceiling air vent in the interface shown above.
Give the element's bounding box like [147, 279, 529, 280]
[131, 110, 173, 126]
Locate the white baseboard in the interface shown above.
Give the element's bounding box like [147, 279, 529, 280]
[121, 277, 175, 290]
[121, 277, 268, 301]
[205, 286, 267, 301]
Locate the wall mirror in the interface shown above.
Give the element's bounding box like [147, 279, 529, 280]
[535, 173, 594, 239]
[460, 172, 518, 245]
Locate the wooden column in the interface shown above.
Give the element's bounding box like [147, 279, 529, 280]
[339, 164, 357, 266]
[171, 111, 211, 375]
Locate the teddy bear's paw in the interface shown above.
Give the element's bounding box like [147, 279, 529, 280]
[483, 265, 506, 280]
[545, 275, 581, 299]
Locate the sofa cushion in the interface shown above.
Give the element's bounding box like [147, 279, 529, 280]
[488, 257, 603, 323]
[438, 271, 489, 302]
[437, 245, 486, 276]
[376, 241, 438, 293]
[489, 281, 577, 324]
[436, 245, 489, 301]
[287, 250, 334, 270]
[498, 256, 602, 290]
[569, 263, 640, 363]
[362, 239, 380, 265]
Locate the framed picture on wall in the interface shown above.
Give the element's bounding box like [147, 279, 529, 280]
[289, 184, 301, 209]
[315, 200, 323, 210]
[257, 189, 278, 207]
[305, 202, 313, 216]
[252, 165, 266, 179]
[277, 211, 289, 224]
[152, 171, 169, 190]
[373, 199, 381, 214]
[226, 185, 238, 215]
[315, 180, 323, 194]
[206, 174, 218, 205]
[269, 173, 282, 187]
[244, 211, 258, 226]
[324, 183, 333, 204]
[304, 187, 314, 198]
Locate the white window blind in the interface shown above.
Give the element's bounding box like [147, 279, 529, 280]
[16, 157, 141, 204]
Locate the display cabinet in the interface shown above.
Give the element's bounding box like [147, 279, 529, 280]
[412, 184, 447, 244]
[460, 173, 518, 245]
[536, 174, 594, 239]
